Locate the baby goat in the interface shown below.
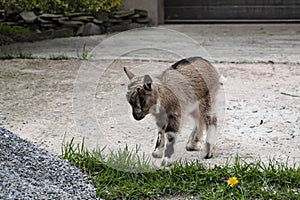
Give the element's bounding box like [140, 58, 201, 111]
[124, 57, 222, 165]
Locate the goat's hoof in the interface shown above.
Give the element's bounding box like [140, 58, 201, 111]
[161, 158, 172, 167]
[152, 150, 163, 158]
[204, 153, 213, 159]
[186, 144, 199, 151]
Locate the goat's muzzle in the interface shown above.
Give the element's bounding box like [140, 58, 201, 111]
[133, 112, 145, 121]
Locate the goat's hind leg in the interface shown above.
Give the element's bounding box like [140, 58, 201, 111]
[186, 109, 205, 151]
[205, 115, 217, 159]
[205, 85, 224, 159]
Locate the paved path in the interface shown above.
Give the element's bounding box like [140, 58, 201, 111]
[2, 24, 300, 63]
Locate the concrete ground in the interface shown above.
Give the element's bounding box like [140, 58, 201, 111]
[0, 24, 299, 170]
[2, 24, 300, 63]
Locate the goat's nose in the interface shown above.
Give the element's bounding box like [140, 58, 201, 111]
[133, 112, 143, 121]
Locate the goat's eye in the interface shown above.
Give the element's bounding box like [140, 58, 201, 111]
[140, 97, 146, 107]
[140, 99, 146, 107]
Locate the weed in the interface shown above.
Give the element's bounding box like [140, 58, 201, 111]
[77, 44, 89, 60]
[17, 50, 33, 59]
[49, 54, 70, 60]
[105, 144, 156, 173]
[0, 51, 14, 59]
[0, 49, 33, 59]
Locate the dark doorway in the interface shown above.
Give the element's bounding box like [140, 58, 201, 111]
[164, 0, 300, 23]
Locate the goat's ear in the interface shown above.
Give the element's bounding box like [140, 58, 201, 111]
[124, 67, 135, 80]
[143, 74, 152, 91]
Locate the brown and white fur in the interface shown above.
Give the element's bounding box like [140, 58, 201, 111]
[124, 57, 222, 166]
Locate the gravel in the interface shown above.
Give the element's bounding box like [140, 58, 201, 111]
[0, 126, 98, 199]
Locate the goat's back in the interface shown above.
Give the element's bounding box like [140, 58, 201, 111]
[159, 57, 220, 110]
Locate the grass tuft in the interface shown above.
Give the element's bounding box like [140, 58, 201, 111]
[77, 43, 89, 60]
[0, 49, 33, 59]
[61, 138, 300, 199]
[49, 54, 70, 60]
[60, 138, 156, 175]
[105, 144, 156, 173]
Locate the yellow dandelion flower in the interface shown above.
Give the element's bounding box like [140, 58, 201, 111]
[227, 177, 239, 187]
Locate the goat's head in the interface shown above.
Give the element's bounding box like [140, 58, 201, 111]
[124, 67, 157, 121]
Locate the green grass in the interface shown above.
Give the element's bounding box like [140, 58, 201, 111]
[0, 49, 33, 59]
[61, 138, 300, 199]
[0, 24, 30, 36]
[0, 44, 90, 60]
[49, 54, 70, 60]
[77, 43, 89, 60]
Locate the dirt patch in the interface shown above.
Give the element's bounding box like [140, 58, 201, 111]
[0, 59, 299, 167]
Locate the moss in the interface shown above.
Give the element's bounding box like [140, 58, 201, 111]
[0, 24, 30, 36]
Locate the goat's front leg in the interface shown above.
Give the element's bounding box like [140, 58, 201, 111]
[161, 114, 180, 166]
[161, 131, 176, 166]
[152, 129, 165, 158]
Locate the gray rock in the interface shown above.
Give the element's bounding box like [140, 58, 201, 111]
[108, 18, 123, 24]
[135, 9, 148, 18]
[135, 17, 150, 24]
[0, 127, 97, 199]
[2, 21, 19, 26]
[39, 13, 63, 19]
[128, 22, 147, 29]
[93, 19, 103, 25]
[94, 12, 109, 22]
[59, 20, 83, 28]
[17, 20, 25, 24]
[66, 12, 90, 17]
[76, 22, 105, 36]
[113, 9, 135, 18]
[20, 12, 37, 23]
[37, 17, 53, 24]
[41, 23, 57, 28]
[107, 23, 140, 32]
[71, 16, 94, 22]
[42, 28, 75, 38]
[53, 17, 69, 22]
[131, 14, 141, 19]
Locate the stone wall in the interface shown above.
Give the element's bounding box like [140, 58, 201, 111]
[122, 0, 164, 25]
[0, 9, 151, 44]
